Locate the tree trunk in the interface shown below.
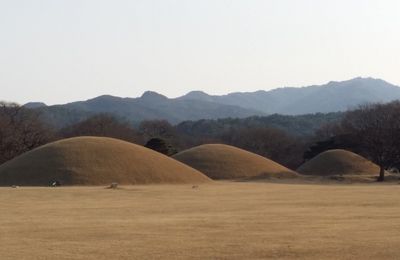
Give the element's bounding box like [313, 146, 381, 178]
[377, 165, 385, 182]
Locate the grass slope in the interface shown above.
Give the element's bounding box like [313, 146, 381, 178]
[297, 149, 381, 176]
[173, 144, 298, 179]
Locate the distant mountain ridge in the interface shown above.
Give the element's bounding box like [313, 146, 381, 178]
[35, 91, 264, 128]
[178, 77, 400, 114]
[28, 77, 400, 128]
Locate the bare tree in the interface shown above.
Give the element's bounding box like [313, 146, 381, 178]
[0, 102, 55, 164]
[221, 127, 305, 169]
[305, 121, 361, 162]
[313, 122, 344, 142]
[341, 101, 400, 181]
[139, 120, 175, 139]
[61, 114, 143, 144]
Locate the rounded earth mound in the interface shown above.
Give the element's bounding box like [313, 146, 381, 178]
[172, 144, 298, 180]
[0, 136, 211, 185]
[297, 149, 380, 176]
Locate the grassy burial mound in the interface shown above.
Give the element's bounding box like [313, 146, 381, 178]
[297, 149, 380, 176]
[172, 144, 298, 180]
[0, 136, 211, 186]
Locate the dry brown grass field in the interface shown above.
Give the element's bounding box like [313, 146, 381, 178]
[2, 182, 400, 259]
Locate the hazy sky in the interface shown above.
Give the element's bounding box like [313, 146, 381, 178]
[1, 0, 400, 105]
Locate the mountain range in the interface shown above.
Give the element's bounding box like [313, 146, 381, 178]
[178, 77, 400, 114]
[25, 77, 400, 127]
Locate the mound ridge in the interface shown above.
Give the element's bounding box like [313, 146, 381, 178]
[0, 137, 211, 186]
[172, 144, 298, 180]
[297, 149, 380, 176]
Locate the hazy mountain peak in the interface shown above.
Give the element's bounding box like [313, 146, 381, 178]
[182, 90, 212, 100]
[23, 102, 47, 108]
[140, 91, 168, 101]
[85, 95, 123, 103]
[331, 77, 384, 84]
[93, 94, 118, 99]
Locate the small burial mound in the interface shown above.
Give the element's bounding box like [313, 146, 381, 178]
[172, 144, 298, 180]
[0, 136, 211, 186]
[297, 149, 380, 176]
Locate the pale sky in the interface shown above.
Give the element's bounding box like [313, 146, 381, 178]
[1, 0, 400, 105]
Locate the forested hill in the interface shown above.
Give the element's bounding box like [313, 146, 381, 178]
[176, 112, 343, 137]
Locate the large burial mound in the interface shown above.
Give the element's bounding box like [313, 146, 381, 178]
[172, 144, 298, 180]
[0, 137, 211, 186]
[297, 149, 380, 176]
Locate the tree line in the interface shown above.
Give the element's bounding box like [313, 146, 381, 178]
[1, 101, 400, 181]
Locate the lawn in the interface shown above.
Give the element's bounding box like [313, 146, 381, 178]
[1, 182, 400, 259]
